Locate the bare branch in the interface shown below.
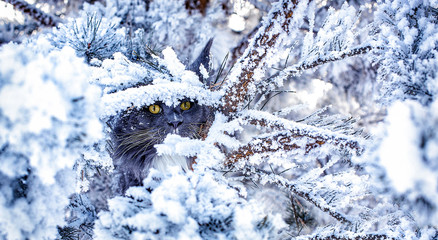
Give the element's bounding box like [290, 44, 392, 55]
[3, 0, 60, 27]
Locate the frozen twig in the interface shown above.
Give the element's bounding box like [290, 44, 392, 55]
[3, 0, 60, 27]
[271, 45, 373, 81]
[226, 131, 317, 165]
[244, 169, 353, 224]
[226, 111, 362, 165]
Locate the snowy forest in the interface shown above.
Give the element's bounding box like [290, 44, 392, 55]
[1, 0, 438, 239]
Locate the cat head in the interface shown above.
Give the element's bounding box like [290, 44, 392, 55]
[105, 39, 218, 192]
[110, 99, 211, 161]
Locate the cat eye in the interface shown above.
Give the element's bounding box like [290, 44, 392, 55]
[180, 101, 191, 111]
[148, 104, 161, 114]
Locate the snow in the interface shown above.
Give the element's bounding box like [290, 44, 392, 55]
[95, 170, 268, 239]
[379, 102, 421, 192]
[228, 14, 245, 32]
[0, 40, 102, 183]
[0, 36, 104, 239]
[101, 80, 222, 118]
[162, 47, 187, 77]
[93, 52, 156, 91]
[98, 46, 223, 118]
[199, 64, 209, 79]
[377, 100, 438, 226]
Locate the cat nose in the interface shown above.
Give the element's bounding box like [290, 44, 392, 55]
[168, 120, 182, 129]
[167, 112, 183, 129]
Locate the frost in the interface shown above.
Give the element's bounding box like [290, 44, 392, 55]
[371, 0, 438, 105]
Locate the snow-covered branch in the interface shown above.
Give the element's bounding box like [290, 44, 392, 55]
[226, 111, 362, 165]
[275, 45, 372, 78]
[242, 169, 353, 224]
[220, 0, 310, 115]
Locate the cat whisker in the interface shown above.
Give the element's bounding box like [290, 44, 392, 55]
[186, 125, 203, 139]
[114, 128, 164, 159]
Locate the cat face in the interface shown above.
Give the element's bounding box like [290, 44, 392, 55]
[109, 99, 211, 192]
[112, 99, 210, 144]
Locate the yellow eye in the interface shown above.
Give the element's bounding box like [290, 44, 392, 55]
[148, 104, 161, 114]
[180, 101, 191, 111]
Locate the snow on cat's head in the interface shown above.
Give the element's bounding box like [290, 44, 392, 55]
[99, 44, 221, 119]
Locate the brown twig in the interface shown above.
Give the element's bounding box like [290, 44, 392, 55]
[247, 117, 362, 153]
[226, 131, 317, 165]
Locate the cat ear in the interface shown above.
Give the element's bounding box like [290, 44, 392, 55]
[188, 38, 214, 87]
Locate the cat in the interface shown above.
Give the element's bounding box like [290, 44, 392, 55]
[108, 39, 214, 193]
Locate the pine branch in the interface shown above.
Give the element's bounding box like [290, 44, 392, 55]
[226, 131, 316, 165]
[288, 45, 372, 73]
[220, 0, 311, 116]
[226, 111, 363, 165]
[3, 0, 60, 27]
[271, 45, 372, 81]
[246, 170, 353, 224]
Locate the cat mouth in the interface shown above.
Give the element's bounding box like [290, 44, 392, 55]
[171, 128, 179, 134]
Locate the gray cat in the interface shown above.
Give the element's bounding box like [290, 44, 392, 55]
[108, 39, 214, 193]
